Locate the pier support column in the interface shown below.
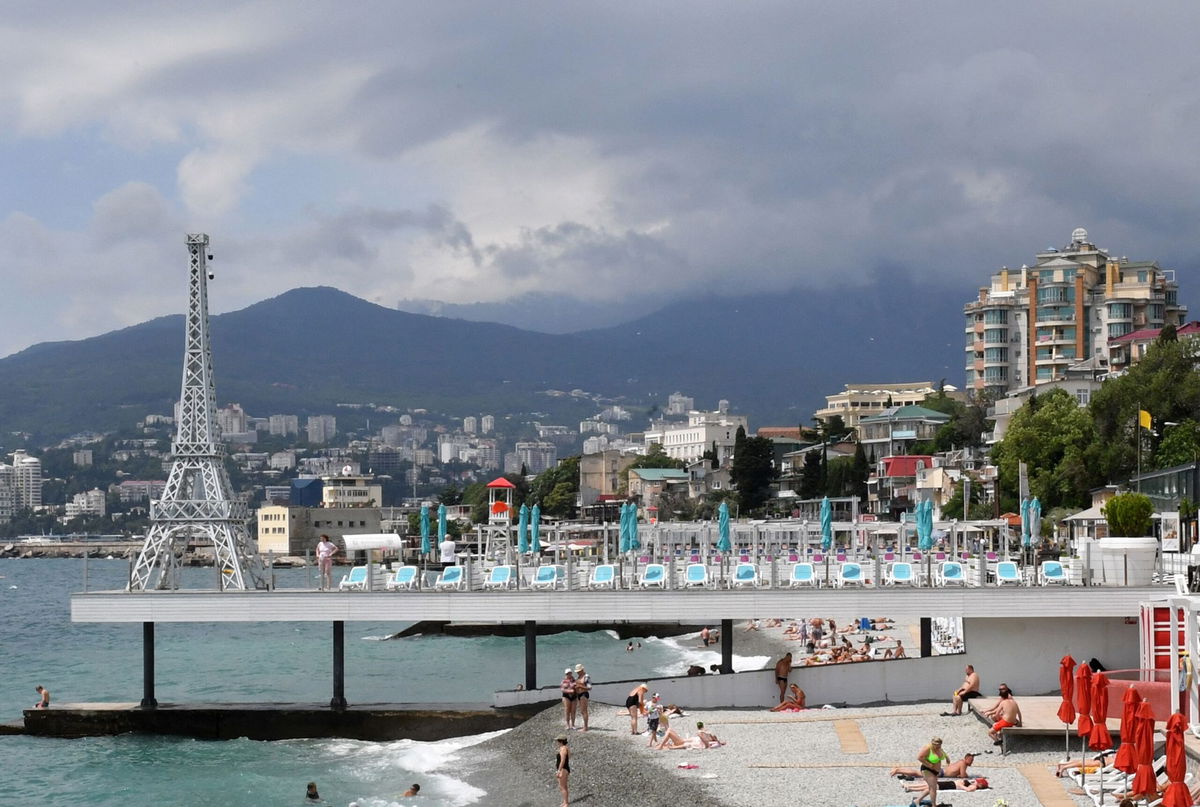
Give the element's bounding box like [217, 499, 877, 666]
[141, 621, 157, 708]
[720, 618, 734, 674]
[919, 617, 932, 658]
[524, 620, 537, 691]
[331, 620, 348, 710]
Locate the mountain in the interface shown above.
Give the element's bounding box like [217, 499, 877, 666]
[0, 280, 968, 440]
[395, 291, 661, 334]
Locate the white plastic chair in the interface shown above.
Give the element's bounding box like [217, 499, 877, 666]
[836, 562, 865, 588]
[385, 565, 419, 591]
[338, 566, 368, 591]
[887, 562, 915, 586]
[1039, 560, 1068, 585]
[639, 563, 667, 589]
[588, 563, 617, 590]
[683, 563, 709, 588]
[995, 561, 1021, 586]
[531, 564, 564, 590]
[483, 565, 516, 590]
[732, 562, 760, 588]
[788, 562, 817, 588]
[434, 565, 465, 591]
[937, 561, 966, 587]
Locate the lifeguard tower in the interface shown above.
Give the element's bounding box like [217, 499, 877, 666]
[483, 477, 515, 560]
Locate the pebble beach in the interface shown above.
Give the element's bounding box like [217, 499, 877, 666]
[463, 619, 1095, 807]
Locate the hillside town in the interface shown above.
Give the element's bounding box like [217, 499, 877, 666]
[2, 228, 1196, 561]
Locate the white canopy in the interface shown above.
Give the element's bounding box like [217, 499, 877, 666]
[1065, 504, 1106, 522]
[341, 533, 405, 551]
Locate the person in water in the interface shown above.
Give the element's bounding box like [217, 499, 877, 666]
[554, 735, 571, 807]
[401, 783, 420, 797]
[305, 782, 320, 801]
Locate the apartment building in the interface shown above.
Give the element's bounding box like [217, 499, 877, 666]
[10, 450, 43, 509]
[256, 504, 382, 555]
[643, 409, 748, 464]
[814, 382, 948, 429]
[306, 415, 337, 444]
[963, 227, 1187, 399]
[515, 441, 558, 475]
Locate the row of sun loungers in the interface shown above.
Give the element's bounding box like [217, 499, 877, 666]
[336, 559, 1072, 591]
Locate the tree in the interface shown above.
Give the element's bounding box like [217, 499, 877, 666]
[824, 456, 857, 497]
[627, 444, 685, 471]
[992, 387, 1098, 509]
[1155, 419, 1200, 469]
[529, 456, 581, 518]
[730, 435, 776, 512]
[941, 478, 990, 520]
[851, 441, 870, 502]
[1089, 336, 1200, 482]
[798, 450, 824, 499]
[439, 485, 463, 506]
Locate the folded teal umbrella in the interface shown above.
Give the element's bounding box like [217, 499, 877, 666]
[420, 503, 431, 555]
[717, 501, 732, 553]
[629, 504, 641, 552]
[530, 504, 542, 554]
[618, 502, 630, 553]
[437, 503, 448, 542]
[517, 503, 530, 554]
[820, 496, 833, 551]
[918, 499, 934, 551]
[1029, 496, 1042, 544]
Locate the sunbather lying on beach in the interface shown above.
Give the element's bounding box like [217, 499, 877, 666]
[903, 776, 989, 793]
[660, 722, 724, 749]
[891, 752, 975, 780]
[1054, 752, 1112, 777]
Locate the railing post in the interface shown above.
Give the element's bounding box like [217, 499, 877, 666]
[524, 620, 537, 691]
[331, 620, 347, 709]
[141, 621, 157, 708]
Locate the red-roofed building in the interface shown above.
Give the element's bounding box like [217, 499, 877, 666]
[868, 455, 934, 518]
[1108, 321, 1200, 373]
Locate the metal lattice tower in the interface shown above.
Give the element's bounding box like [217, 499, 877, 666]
[129, 234, 265, 590]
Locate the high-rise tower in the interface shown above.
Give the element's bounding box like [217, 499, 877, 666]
[129, 234, 265, 590]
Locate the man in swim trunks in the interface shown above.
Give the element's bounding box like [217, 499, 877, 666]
[34, 685, 49, 708]
[988, 689, 1022, 744]
[700, 626, 711, 646]
[943, 664, 981, 716]
[401, 783, 420, 797]
[774, 652, 793, 702]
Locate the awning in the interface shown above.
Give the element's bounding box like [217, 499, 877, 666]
[341, 533, 405, 551]
[1065, 505, 1107, 522]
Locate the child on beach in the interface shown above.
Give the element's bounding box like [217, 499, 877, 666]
[646, 694, 662, 745]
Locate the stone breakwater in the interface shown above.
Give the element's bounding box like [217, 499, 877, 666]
[0, 541, 142, 559]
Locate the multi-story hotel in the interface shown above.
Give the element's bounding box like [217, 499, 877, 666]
[964, 227, 1187, 399]
[814, 382, 950, 430]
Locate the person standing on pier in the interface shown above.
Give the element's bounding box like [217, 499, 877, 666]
[573, 663, 591, 731]
[560, 669, 577, 730]
[316, 535, 339, 591]
[554, 735, 571, 807]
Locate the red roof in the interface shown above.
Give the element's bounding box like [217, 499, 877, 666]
[1110, 321, 1200, 344]
[486, 477, 516, 489]
[881, 455, 934, 478]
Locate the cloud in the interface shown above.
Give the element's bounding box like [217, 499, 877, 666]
[2, 2, 1200, 356]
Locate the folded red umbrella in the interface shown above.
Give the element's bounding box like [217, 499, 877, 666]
[1162, 712, 1193, 807]
[1058, 654, 1076, 724]
[1131, 700, 1158, 798]
[1075, 662, 1094, 737]
[1089, 672, 1112, 750]
[1113, 686, 1143, 774]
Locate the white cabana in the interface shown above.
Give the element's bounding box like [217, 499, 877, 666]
[341, 533, 405, 552]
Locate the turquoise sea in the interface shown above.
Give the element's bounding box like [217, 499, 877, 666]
[2, 558, 762, 806]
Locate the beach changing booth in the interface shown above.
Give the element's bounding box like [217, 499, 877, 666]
[340, 533, 405, 591]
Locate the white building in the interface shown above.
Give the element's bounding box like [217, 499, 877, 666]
[643, 410, 748, 464]
[516, 441, 558, 475]
[217, 403, 249, 436]
[268, 414, 299, 437]
[64, 488, 107, 519]
[269, 451, 297, 471]
[306, 415, 337, 444]
[481, 415, 495, 434]
[814, 382, 950, 430]
[321, 472, 383, 508]
[10, 450, 43, 509]
[463, 416, 478, 434]
[73, 449, 94, 467]
[666, 392, 695, 415]
[0, 464, 13, 522]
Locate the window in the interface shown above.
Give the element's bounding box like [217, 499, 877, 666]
[1075, 389, 1090, 405]
[1138, 270, 1147, 283]
[984, 309, 1009, 324]
[1108, 322, 1133, 338]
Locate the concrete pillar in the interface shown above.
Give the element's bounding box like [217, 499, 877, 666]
[720, 618, 734, 674]
[919, 617, 933, 658]
[141, 621, 157, 708]
[524, 620, 537, 691]
[331, 620, 348, 710]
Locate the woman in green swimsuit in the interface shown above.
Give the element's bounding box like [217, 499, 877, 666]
[915, 737, 947, 807]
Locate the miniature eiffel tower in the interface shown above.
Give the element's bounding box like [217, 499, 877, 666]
[129, 234, 265, 590]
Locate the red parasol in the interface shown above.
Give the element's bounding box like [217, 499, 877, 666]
[1089, 672, 1112, 751]
[1075, 662, 1094, 738]
[1113, 686, 1143, 774]
[1058, 654, 1076, 724]
[1162, 712, 1193, 807]
[1130, 699, 1158, 798]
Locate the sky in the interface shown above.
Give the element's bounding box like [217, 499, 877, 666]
[2, 1, 1199, 358]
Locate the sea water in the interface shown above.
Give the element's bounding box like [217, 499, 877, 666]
[1, 558, 763, 805]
